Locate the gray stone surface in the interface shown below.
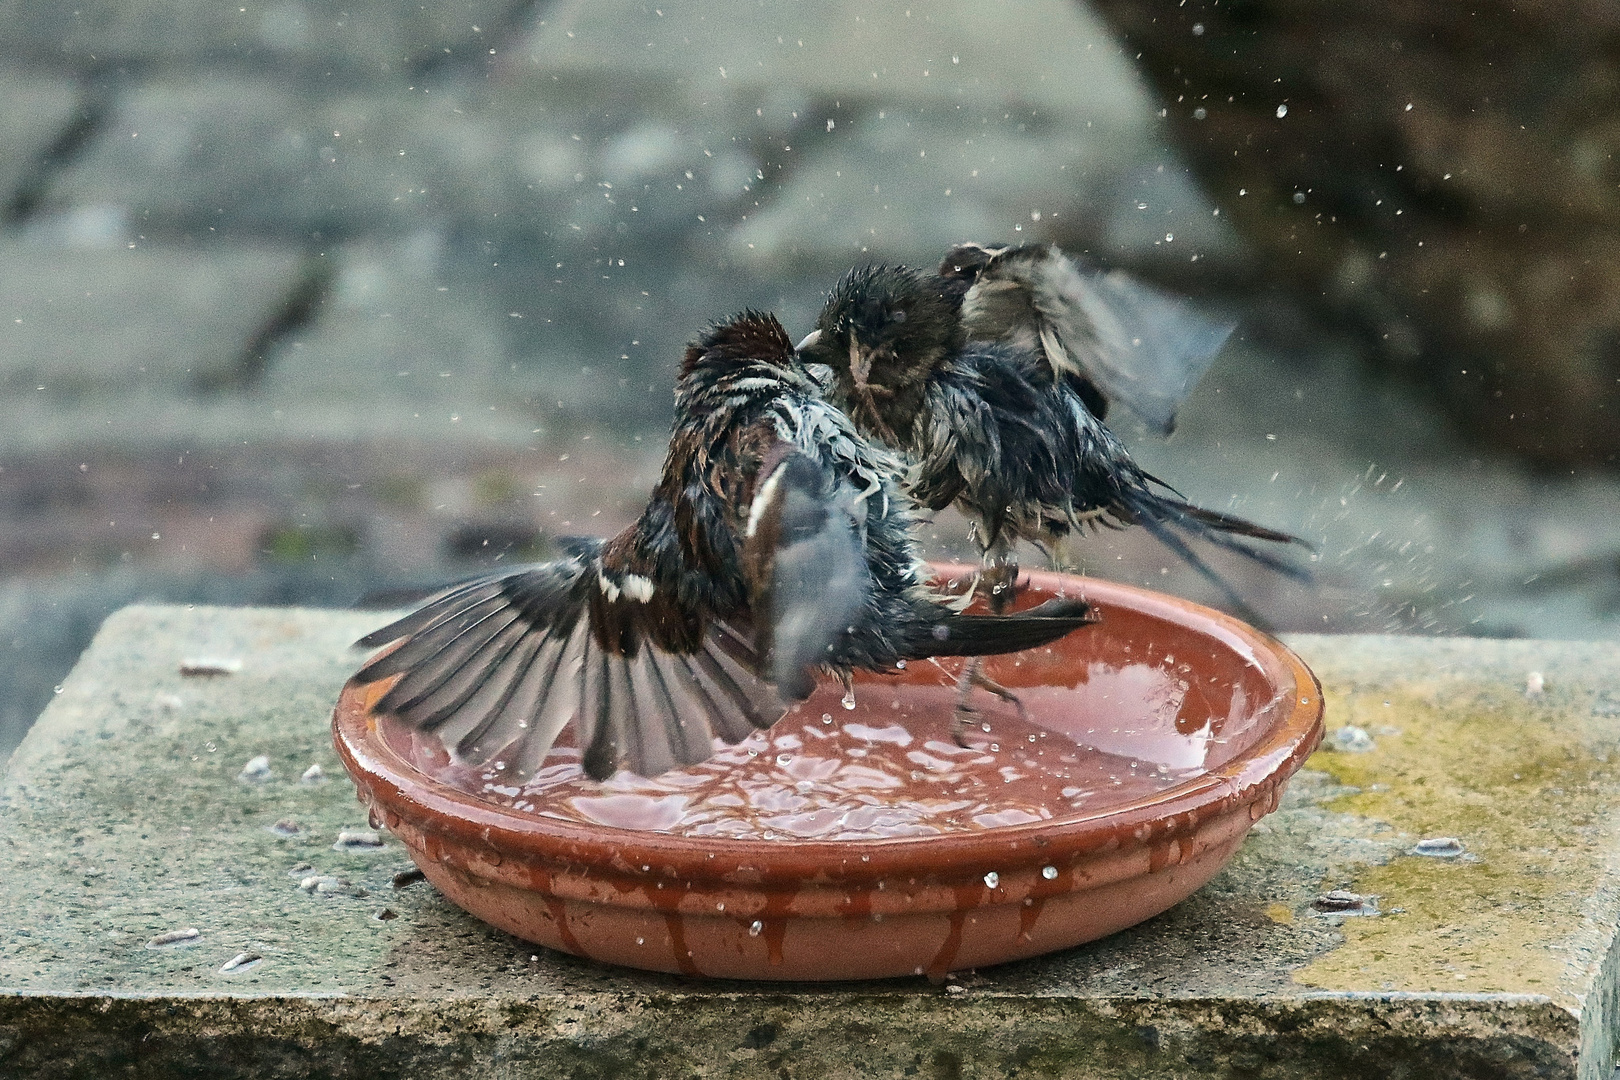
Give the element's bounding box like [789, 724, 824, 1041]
[0, 242, 305, 405]
[44, 78, 514, 235]
[0, 0, 522, 71]
[3, 605, 1619, 1077]
[254, 235, 551, 443]
[0, 69, 82, 212]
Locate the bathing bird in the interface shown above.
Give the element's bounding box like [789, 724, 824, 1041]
[353, 310, 1097, 780]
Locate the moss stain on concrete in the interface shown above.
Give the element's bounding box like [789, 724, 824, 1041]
[1287, 636, 1620, 1006]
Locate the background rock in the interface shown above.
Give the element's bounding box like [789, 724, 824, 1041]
[1090, 0, 1620, 467]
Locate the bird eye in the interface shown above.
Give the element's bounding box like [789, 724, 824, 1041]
[891, 309, 907, 324]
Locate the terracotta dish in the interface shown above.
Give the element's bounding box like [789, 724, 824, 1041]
[334, 567, 1323, 980]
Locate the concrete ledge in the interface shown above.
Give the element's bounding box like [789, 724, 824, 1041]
[2, 605, 1618, 1078]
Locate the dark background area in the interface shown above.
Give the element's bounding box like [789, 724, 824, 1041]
[3, 0, 1617, 761]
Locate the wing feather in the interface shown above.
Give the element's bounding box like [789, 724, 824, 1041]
[396, 613, 534, 732]
[644, 648, 723, 765]
[1027, 250, 1232, 434]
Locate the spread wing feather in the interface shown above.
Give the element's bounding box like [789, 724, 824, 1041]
[353, 556, 786, 782]
[964, 244, 1234, 434]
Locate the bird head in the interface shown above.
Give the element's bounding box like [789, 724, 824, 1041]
[681, 309, 795, 376]
[796, 265, 964, 408]
[936, 242, 1005, 291]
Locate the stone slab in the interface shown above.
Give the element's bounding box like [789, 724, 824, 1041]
[0, 242, 306, 398]
[253, 235, 552, 444]
[43, 69, 805, 245]
[508, 0, 1245, 271]
[2, 607, 1618, 1077]
[42, 79, 512, 235]
[515, 0, 1151, 132]
[0, 69, 82, 212]
[0, 0, 520, 73]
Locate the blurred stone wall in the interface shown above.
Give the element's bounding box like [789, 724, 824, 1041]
[1090, 0, 1620, 468]
[0, 0, 1238, 757]
[0, 0, 1224, 453]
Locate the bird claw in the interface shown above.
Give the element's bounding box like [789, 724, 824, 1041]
[950, 704, 979, 749]
[951, 658, 1028, 747]
[967, 669, 1029, 723]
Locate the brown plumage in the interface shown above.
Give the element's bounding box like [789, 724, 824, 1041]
[798, 254, 1311, 625]
[352, 311, 1098, 780]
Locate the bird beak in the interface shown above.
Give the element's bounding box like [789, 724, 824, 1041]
[794, 329, 822, 353]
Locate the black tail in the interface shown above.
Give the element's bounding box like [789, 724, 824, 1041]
[921, 597, 1098, 658]
[1120, 487, 1312, 630]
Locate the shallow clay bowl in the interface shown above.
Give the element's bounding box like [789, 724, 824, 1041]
[334, 567, 1323, 981]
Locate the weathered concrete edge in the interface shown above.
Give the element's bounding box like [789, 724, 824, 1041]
[0, 989, 1578, 1079]
[1560, 708, 1620, 1080]
[1285, 632, 1620, 1080]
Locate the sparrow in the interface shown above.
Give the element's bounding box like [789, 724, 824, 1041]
[795, 252, 1310, 625]
[352, 311, 1098, 781]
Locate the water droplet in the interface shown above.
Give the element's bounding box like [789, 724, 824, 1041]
[821, 712, 833, 724]
[715, 902, 725, 911]
[1412, 836, 1466, 858]
[635, 936, 645, 945]
[52, 684, 63, 694]
[1313, 890, 1367, 913]
[1328, 725, 1376, 753]
[775, 754, 792, 767]
[841, 689, 857, 710]
[895, 659, 906, 669]
[1042, 866, 1058, 880]
[748, 920, 763, 937]
[983, 871, 999, 889]
[981, 722, 991, 732]
[219, 951, 262, 973]
[334, 830, 384, 851]
[1276, 104, 1288, 118]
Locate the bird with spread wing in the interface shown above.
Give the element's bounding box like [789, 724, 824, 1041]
[351, 311, 1097, 781]
[796, 245, 1311, 727]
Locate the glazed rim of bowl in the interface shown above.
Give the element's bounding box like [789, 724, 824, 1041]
[335, 568, 1323, 889]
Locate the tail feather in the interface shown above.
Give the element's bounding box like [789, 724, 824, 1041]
[922, 597, 1098, 658]
[1162, 496, 1311, 550]
[1118, 488, 1312, 630]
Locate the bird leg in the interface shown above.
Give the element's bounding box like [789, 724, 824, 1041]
[951, 544, 1026, 747]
